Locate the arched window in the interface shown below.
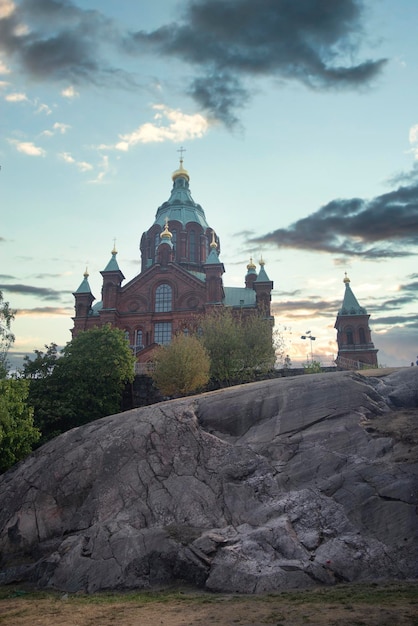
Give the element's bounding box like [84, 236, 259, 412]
[124, 330, 130, 343]
[155, 284, 172, 312]
[346, 328, 354, 345]
[359, 327, 366, 344]
[135, 329, 143, 350]
[189, 229, 196, 261]
[154, 232, 160, 252]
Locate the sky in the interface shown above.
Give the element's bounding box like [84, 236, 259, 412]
[1, 0, 417, 370]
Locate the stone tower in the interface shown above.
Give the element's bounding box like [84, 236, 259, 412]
[334, 273, 378, 368]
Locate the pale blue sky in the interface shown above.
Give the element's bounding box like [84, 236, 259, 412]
[1, 0, 417, 369]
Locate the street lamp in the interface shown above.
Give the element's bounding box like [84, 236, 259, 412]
[301, 330, 316, 361]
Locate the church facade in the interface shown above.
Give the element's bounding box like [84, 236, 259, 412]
[334, 273, 378, 368]
[72, 158, 273, 369]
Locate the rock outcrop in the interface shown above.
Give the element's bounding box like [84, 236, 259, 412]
[0, 368, 417, 593]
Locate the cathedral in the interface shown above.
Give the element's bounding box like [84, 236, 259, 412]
[72, 157, 274, 370]
[334, 273, 378, 368]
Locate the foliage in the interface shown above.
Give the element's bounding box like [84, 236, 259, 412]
[22, 343, 72, 442]
[198, 308, 276, 386]
[0, 291, 16, 378]
[22, 325, 136, 441]
[0, 378, 40, 472]
[151, 334, 210, 396]
[303, 360, 322, 374]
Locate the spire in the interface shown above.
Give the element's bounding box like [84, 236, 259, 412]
[205, 231, 221, 264]
[246, 257, 257, 275]
[74, 267, 93, 294]
[160, 216, 173, 241]
[255, 256, 271, 282]
[339, 273, 366, 315]
[103, 243, 122, 273]
[172, 146, 190, 182]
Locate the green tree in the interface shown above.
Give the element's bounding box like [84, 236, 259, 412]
[22, 343, 71, 442]
[0, 291, 15, 378]
[151, 334, 210, 396]
[199, 308, 276, 386]
[0, 379, 40, 472]
[59, 325, 135, 426]
[22, 325, 136, 439]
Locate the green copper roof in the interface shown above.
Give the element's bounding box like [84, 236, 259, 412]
[205, 247, 222, 265]
[102, 250, 123, 274]
[255, 263, 271, 282]
[154, 171, 210, 230]
[74, 272, 92, 294]
[339, 278, 367, 315]
[223, 287, 257, 307]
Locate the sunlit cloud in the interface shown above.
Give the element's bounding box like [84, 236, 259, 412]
[16, 307, 72, 317]
[8, 138, 46, 156]
[114, 105, 209, 151]
[89, 154, 110, 184]
[61, 85, 79, 99]
[36, 102, 52, 115]
[59, 151, 93, 172]
[0, 58, 10, 74]
[0, 0, 15, 20]
[409, 124, 418, 159]
[5, 91, 27, 102]
[42, 122, 70, 136]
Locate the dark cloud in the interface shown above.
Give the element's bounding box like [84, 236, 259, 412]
[399, 280, 418, 293]
[131, 0, 386, 125]
[0, 283, 68, 300]
[0, 0, 386, 126]
[373, 314, 418, 326]
[272, 298, 341, 316]
[0, 0, 135, 87]
[251, 180, 418, 259]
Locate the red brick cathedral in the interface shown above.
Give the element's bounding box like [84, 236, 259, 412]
[72, 158, 273, 368]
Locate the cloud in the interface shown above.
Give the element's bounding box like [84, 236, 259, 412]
[89, 154, 110, 184]
[114, 104, 209, 150]
[8, 138, 46, 156]
[250, 178, 418, 259]
[4, 91, 27, 101]
[131, 0, 387, 125]
[59, 151, 93, 172]
[373, 314, 417, 326]
[42, 121, 70, 136]
[15, 306, 71, 316]
[36, 101, 52, 114]
[61, 85, 79, 98]
[0, 0, 134, 87]
[0, 283, 67, 300]
[0, 0, 386, 127]
[0, 57, 10, 73]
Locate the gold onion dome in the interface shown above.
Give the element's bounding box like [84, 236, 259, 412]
[160, 218, 173, 239]
[210, 230, 217, 248]
[83, 267, 89, 278]
[172, 157, 190, 182]
[343, 272, 350, 283]
[247, 257, 256, 271]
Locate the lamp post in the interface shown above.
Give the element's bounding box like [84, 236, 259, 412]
[301, 330, 316, 362]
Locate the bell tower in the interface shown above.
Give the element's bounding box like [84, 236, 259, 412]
[334, 274, 378, 368]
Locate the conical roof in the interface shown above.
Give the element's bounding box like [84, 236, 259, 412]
[74, 268, 93, 294]
[339, 274, 367, 315]
[102, 246, 124, 277]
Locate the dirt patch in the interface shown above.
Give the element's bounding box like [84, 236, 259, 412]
[1, 582, 417, 626]
[363, 408, 418, 462]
